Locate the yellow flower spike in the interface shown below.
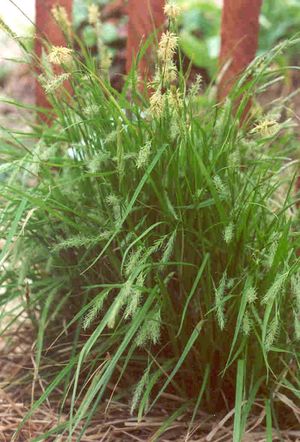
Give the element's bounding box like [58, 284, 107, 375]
[39, 73, 71, 94]
[164, 1, 182, 20]
[88, 4, 100, 25]
[51, 5, 72, 37]
[158, 31, 178, 62]
[149, 89, 165, 118]
[253, 119, 279, 137]
[47, 46, 73, 65]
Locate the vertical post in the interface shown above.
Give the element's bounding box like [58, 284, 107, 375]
[35, 0, 72, 111]
[126, 0, 165, 78]
[218, 0, 262, 101]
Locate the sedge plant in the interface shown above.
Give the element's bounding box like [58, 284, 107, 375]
[0, 3, 300, 440]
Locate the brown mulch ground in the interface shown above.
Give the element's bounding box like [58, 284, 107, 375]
[1, 329, 300, 442]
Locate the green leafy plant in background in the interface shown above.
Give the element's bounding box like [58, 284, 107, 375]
[74, 0, 122, 48]
[74, 0, 109, 27]
[177, 0, 221, 77]
[176, 0, 300, 77]
[259, 0, 300, 60]
[0, 5, 300, 441]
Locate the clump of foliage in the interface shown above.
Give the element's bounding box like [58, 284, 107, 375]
[74, 0, 123, 51]
[0, 4, 300, 441]
[177, 0, 221, 77]
[177, 0, 300, 76]
[259, 0, 300, 61]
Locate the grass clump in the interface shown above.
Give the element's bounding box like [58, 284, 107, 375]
[0, 8, 300, 441]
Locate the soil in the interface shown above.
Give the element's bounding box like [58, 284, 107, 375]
[1, 335, 299, 441]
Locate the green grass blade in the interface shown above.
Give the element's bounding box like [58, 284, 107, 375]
[233, 359, 245, 442]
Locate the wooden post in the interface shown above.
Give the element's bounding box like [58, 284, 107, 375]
[126, 0, 165, 78]
[35, 0, 72, 111]
[218, 0, 262, 101]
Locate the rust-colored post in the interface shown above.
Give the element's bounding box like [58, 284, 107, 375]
[126, 0, 165, 78]
[35, 0, 72, 111]
[218, 0, 262, 101]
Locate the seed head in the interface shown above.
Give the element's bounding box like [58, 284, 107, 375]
[265, 239, 278, 269]
[149, 89, 165, 118]
[164, 1, 182, 20]
[88, 4, 100, 25]
[246, 285, 257, 303]
[83, 104, 100, 117]
[242, 310, 251, 335]
[131, 368, 149, 414]
[253, 118, 279, 137]
[83, 291, 109, 329]
[106, 193, 119, 207]
[224, 222, 234, 244]
[87, 151, 110, 173]
[104, 130, 118, 145]
[227, 278, 235, 289]
[51, 6, 72, 36]
[0, 16, 17, 39]
[262, 273, 287, 304]
[189, 74, 202, 98]
[125, 247, 144, 277]
[215, 272, 227, 330]
[39, 73, 71, 94]
[136, 142, 151, 169]
[100, 50, 112, 71]
[166, 88, 183, 111]
[265, 316, 279, 351]
[124, 273, 145, 319]
[107, 280, 132, 329]
[135, 309, 161, 347]
[48, 46, 73, 65]
[161, 231, 176, 266]
[106, 194, 121, 221]
[213, 175, 229, 199]
[170, 119, 180, 140]
[158, 31, 178, 62]
[163, 60, 178, 83]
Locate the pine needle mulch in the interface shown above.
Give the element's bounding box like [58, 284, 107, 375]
[1, 330, 300, 442]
